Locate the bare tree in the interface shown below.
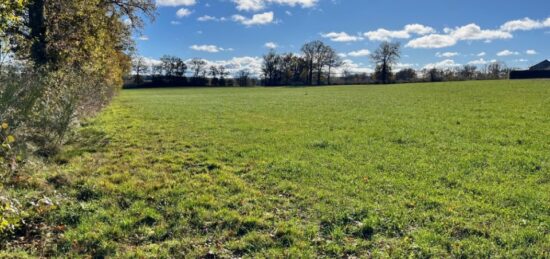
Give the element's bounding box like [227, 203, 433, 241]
[189, 58, 207, 78]
[132, 57, 149, 84]
[370, 42, 401, 84]
[236, 70, 251, 86]
[262, 49, 281, 86]
[460, 65, 477, 80]
[325, 47, 343, 85]
[301, 41, 324, 85]
[208, 65, 219, 86]
[487, 61, 506, 79]
[218, 65, 229, 86]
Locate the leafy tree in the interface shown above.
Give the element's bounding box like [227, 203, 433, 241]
[395, 68, 417, 82]
[370, 42, 401, 84]
[424, 68, 443, 82]
[160, 55, 186, 79]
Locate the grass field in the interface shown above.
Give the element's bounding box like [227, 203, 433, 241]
[6, 80, 550, 257]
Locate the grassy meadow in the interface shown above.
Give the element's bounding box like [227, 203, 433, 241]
[5, 80, 550, 257]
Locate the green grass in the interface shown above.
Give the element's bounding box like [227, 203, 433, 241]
[9, 80, 550, 257]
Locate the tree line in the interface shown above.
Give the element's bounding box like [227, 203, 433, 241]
[260, 41, 511, 86]
[130, 56, 259, 87]
[135, 41, 512, 88]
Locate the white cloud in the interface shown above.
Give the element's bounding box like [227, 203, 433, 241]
[198, 15, 227, 22]
[170, 21, 181, 25]
[157, 0, 196, 7]
[526, 49, 537, 55]
[364, 29, 410, 41]
[347, 49, 371, 57]
[423, 59, 460, 69]
[477, 52, 486, 57]
[497, 50, 519, 56]
[138, 35, 149, 41]
[515, 59, 528, 62]
[265, 42, 278, 48]
[233, 0, 318, 11]
[406, 34, 456, 48]
[448, 24, 512, 41]
[395, 63, 417, 71]
[468, 58, 489, 65]
[400, 16, 550, 49]
[501, 17, 545, 32]
[407, 23, 511, 49]
[364, 24, 435, 41]
[232, 12, 274, 26]
[404, 24, 437, 35]
[321, 32, 363, 42]
[190, 44, 232, 53]
[176, 8, 192, 18]
[335, 59, 373, 75]
[436, 52, 459, 58]
[198, 15, 218, 22]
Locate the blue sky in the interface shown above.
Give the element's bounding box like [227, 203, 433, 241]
[136, 0, 550, 75]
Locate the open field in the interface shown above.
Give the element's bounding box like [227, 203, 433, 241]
[6, 80, 550, 257]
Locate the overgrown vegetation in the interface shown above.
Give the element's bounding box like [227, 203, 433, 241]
[0, 0, 156, 249]
[2, 81, 549, 257]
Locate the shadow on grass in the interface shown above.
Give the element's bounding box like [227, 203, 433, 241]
[53, 127, 110, 165]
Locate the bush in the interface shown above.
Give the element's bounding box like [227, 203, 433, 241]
[0, 65, 117, 165]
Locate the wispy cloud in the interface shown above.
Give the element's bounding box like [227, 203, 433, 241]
[157, 0, 196, 7]
[176, 8, 193, 18]
[233, 0, 318, 12]
[190, 44, 233, 53]
[497, 50, 519, 56]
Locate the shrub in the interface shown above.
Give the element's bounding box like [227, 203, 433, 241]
[0, 65, 118, 165]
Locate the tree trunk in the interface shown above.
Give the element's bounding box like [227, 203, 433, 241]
[28, 0, 48, 66]
[308, 60, 313, 85]
[382, 62, 388, 84]
[317, 66, 322, 85]
[328, 66, 332, 85]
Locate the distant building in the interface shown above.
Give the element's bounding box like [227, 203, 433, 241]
[510, 59, 550, 79]
[529, 60, 550, 71]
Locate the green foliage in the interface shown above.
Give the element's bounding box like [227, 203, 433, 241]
[0, 0, 26, 35]
[0, 196, 22, 235]
[0, 122, 16, 170]
[3, 80, 550, 257]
